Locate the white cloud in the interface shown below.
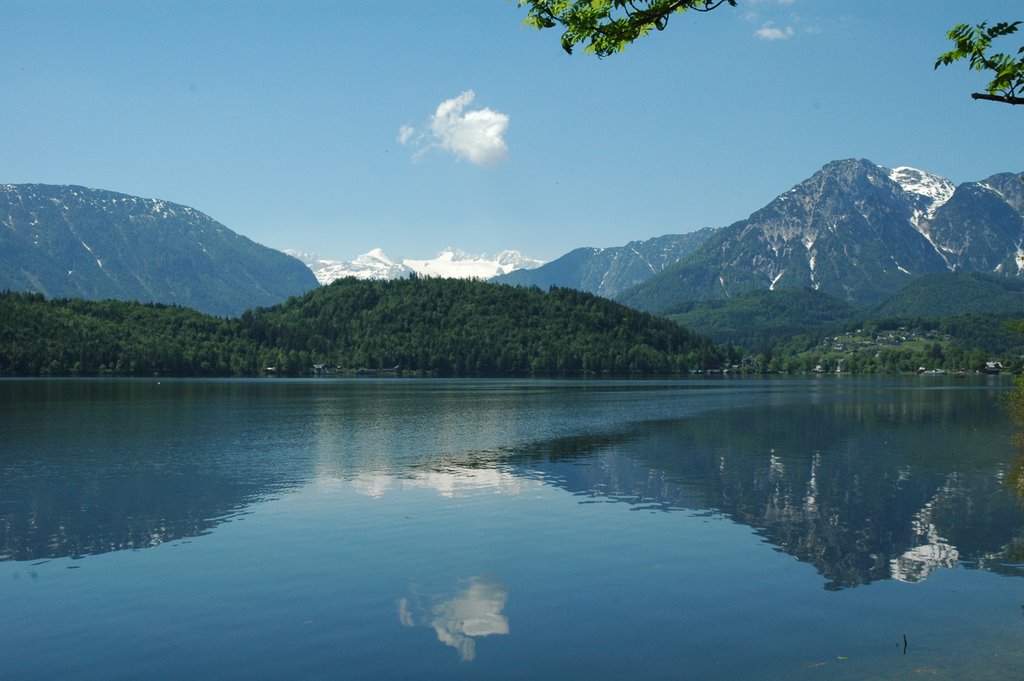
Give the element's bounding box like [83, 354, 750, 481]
[755, 23, 795, 40]
[398, 90, 509, 168]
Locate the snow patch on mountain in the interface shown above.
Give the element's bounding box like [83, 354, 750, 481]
[286, 247, 544, 285]
[887, 166, 958, 271]
[982, 182, 1006, 200]
[888, 166, 956, 222]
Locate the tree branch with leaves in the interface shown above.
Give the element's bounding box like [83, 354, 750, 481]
[935, 20, 1024, 106]
[518, 0, 736, 57]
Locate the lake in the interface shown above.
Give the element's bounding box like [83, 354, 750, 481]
[2, 377, 1024, 680]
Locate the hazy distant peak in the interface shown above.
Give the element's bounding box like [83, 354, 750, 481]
[290, 246, 544, 285]
[427, 247, 469, 261]
[404, 248, 544, 279]
[363, 247, 394, 262]
[281, 249, 320, 267]
[354, 248, 400, 267]
[495, 249, 540, 267]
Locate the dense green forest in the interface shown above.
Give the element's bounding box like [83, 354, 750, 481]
[666, 288, 857, 350]
[870, 272, 1024, 318]
[0, 278, 722, 377]
[4, 272, 1024, 378]
[666, 280, 1024, 373]
[670, 274, 1024, 350]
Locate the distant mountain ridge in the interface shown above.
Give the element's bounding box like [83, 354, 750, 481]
[491, 229, 717, 297]
[289, 247, 544, 285]
[616, 160, 1024, 312]
[0, 184, 317, 316]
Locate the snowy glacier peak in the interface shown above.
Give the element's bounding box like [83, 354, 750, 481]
[285, 248, 412, 285]
[405, 248, 544, 280]
[286, 247, 544, 285]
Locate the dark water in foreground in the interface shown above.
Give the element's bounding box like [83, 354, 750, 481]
[2, 377, 1024, 680]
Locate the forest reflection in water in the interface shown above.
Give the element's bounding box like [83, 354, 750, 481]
[3, 377, 1021, 590]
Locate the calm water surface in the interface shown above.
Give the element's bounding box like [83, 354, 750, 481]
[2, 377, 1024, 680]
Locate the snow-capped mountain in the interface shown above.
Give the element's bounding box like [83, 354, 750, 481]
[286, 248, 412, 284]
[287, 247, 544, 285]
[616, 159, 1024, 312]
[405, 248, 543, 279]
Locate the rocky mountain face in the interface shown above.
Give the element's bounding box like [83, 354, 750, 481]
[617, 160, 1024, 313]
[289, 247, 544, 285]
[0, 184, 318, 316]
[925, 174, 1024, 274]
[491, 229, 717, 297]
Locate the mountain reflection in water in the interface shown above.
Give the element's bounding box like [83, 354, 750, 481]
[0, 379, 318, 561]
[2, 377, 1022, 592]
[493, 384, 1024, 589]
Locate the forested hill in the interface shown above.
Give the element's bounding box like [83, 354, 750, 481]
[666, 288, 858, 349]
[870, 272, 1024, 318]
[0, 278, 722, 377]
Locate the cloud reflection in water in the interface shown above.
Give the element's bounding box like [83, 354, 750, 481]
[398, 577, 509, 661]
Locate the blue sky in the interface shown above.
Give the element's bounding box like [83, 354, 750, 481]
[2, 1, 1021, 262]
